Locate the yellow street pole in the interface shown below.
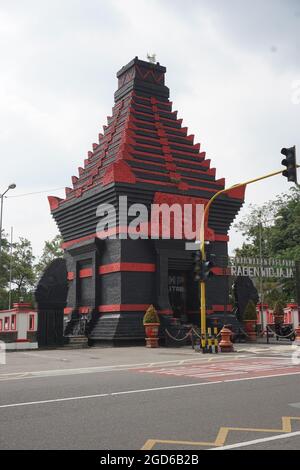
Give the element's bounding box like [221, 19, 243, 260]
[199, 167, 296, 338]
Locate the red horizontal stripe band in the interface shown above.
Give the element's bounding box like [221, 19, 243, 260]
[187, 305, 233, 314]
[212, 304, 233, 312]
[63, 232, 229, 250]
[64, 305, 167, 315]
[64, 307, 73, 315]
[78, 307, 91, 314]
[63, 233, 96, 249]
[98, 304, 150, 313]
[157, 309, 173, 315]
[79, 268, 92, 278]
[99, 263, 156, 274]
[64, 305, 233, 316]
[214, 234, 229, 242]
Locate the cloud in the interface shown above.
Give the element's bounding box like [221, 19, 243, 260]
[0, 0, 299, 256]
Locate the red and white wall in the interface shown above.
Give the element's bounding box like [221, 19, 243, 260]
[256, 303, 299, 328]
[0, 303, 38, 350]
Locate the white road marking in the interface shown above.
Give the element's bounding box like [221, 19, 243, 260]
[0, 381, 222, 408]
[289, 402, 300, 409]
[0, 355, 274, 382]
[1, 370, 300, 409]
[211, 430, 300, 450]
[0, 358, 216, 381]
[20, 352, 69, 361]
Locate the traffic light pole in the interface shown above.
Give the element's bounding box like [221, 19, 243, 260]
[199, 166, 299, 336]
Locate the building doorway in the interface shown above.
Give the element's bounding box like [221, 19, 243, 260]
[168, 270, 187, 321]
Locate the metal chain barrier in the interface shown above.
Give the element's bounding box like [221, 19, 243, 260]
[190, 326, 223, 339]
[165, 328, 193, 342]
[267, 325, 296, 339]
[236, 326, 252, 338]
[191, 327, 202, 339]
[256, 327, 266, 338]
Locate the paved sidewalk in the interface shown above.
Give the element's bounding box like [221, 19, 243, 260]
[235, 342, 296, 355]
[0, 341, 297, 376]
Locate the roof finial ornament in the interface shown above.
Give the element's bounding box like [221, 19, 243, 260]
[147, 53, 156, 64]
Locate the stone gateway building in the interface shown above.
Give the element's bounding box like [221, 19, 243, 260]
[48, 57, 245, 344]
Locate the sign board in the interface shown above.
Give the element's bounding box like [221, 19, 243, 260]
[229, 257, 295, 279]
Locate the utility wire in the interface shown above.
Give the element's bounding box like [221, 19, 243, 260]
[6, 187, 65, 198]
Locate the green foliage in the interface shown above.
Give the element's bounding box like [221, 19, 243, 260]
[0, 288, 8, 310]
[0, 233, 64, 310]
[35, 235, 63, 279]
[244, 300, 257, 321]
[10, 237, 36, 295]
[273, 300, 285, 316]
[234, 186, 300, 305]
[143, 304, 160, 324]
[0, 236, 36, 309]
[0, 233, 10, 290]
[269, 187, 300, 259]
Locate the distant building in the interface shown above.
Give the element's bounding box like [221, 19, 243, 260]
[0, 303, 38, 350]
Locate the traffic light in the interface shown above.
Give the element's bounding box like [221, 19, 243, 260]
[281, 146, 297, 183]
[202, 256, 214, 281]
[193, 251, 215, 282]
[193, 251, 202, 281]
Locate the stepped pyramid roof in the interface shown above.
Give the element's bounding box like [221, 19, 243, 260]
[49, 57, 245, 245]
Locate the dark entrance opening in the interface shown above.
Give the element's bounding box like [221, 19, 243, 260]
[168, 270, 187, 322]
[35, 258, 68, 347]
[37, 310, 64, 347]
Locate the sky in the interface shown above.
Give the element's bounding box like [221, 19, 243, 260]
[0, 0, 299, 259]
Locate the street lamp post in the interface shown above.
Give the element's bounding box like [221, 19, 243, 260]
[0, 184, 16, 258]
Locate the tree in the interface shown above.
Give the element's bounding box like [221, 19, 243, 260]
[244, 300, 258, 321]
[273, 300, 286, 329]
[10, 238, 36, 297]
[269, 187, 300, 260]
[234, 186, 300, 306]
[0, 237, 36, 309]
[35, 235, 64, 279]
[234, 201, 276, 258]
[0, 233, 10, 290]
[273, 300, 285, 317]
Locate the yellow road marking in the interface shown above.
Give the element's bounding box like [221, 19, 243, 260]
[141, 416, 300, 450]
[141, 439, 216, 450]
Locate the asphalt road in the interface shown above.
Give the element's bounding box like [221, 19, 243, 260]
[0, 346, 300, 450]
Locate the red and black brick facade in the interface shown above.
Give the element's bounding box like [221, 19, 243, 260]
[49, 57, 245, 343]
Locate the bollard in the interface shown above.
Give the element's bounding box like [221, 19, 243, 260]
[219, 325, 234, 353]
[194, 339, 201, 352]
[201, 336, 207, 353]
[197, 328, 220, 354]
[213, 327, 219, 353]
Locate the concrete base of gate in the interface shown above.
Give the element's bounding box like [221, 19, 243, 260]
[5, 342, 38, 351]
[63, 335, 89, 348]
